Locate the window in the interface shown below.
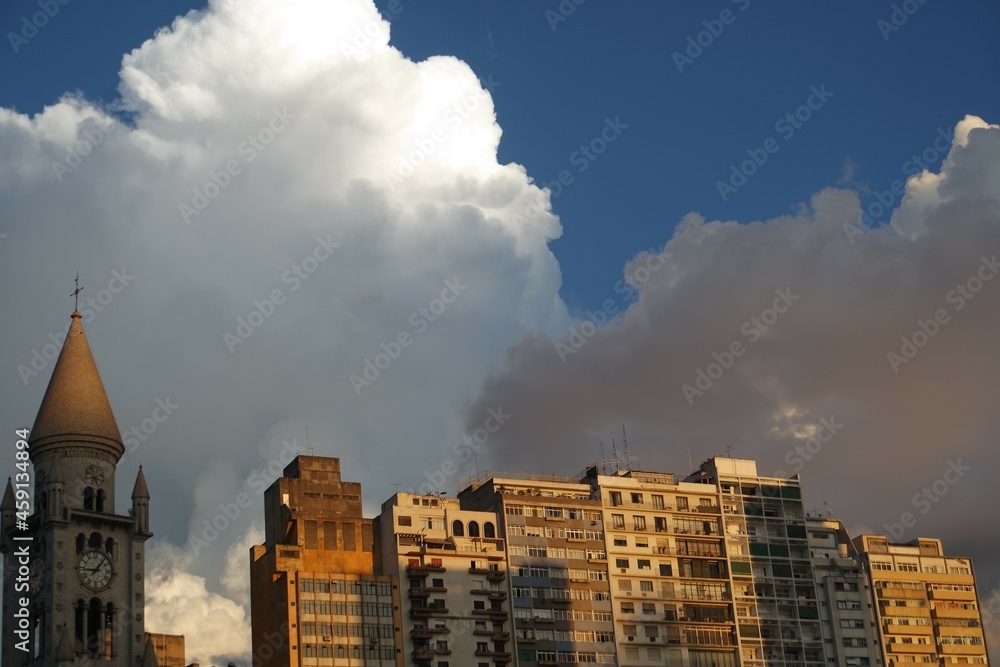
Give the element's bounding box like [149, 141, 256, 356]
[613, 538, 627, 547]
[633, 516, 647, 531]
[659, 564, 672, 576]
[616, 558, 629, 569]
[397, 514, 412, 526]
[612, 514, 625, 529]
[834, 582, 859, 591]
[631, 493, 643, 504]
[637, 559, 651, 570]
[651, 495, 665, 510]
[452, 520, 464, 536]
[639, 581, 653, 592]
[484, 522, 495, 538]
[300, 578, 314, 592]
[620, 603, 634, 614]
[654, 517, 667, 532]
[619, 580, 633, 592]
[609, 491, 623, 506]
[676, 497, 689, 511]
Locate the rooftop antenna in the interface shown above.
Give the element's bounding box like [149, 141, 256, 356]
[600, 442, 606, 474]
[391, 483, 401, 494]
[71, 273, 84, 311]
[724, 445, 735, 458]
[475, 452, 480, 480]
[687, 447, 693, 472]
[306, 426, 314, 456]
[612, 439, 619, 473]
[622, 424, 632, 472]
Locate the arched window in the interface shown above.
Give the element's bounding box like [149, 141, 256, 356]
[105, 538, 115, 558]
[484, 522, 496, 538]
[75, 599, 86, 643]
[95, 489, 105, 513]
[89, 532, 101, 549]
[83, 487, 94, 511]
[468, 521, 480, 538]
[76, 534, 85, 553]
[87, 598, 102, 655]
[105, 603, 115, 658]
[452, 520, 464, 537]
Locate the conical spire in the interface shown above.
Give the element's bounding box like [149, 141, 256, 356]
[142, 634, 160, 667]
[1, 478, 14, 511]
[29, 311, 123, 456]
[55, 624, 74, 663]
[132, 466, 150, 500]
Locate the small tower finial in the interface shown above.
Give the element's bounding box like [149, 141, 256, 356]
[71, 273, 84, 312]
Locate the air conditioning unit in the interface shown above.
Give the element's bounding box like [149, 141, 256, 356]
[322, 636, 332, 642]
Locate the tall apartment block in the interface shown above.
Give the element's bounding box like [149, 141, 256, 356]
[374, 492, 512, 667]
[458, 473, 617, 666]
[806, 518, 881, 667]
[249, 455, 403, 667]
[853, 534, 991, 666]
[583, 466, 739, 667]
[684, 457, 825, 667]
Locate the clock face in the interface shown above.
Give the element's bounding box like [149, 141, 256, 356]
[78, 551, 114, 591]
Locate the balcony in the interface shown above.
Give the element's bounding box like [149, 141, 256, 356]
[410, 627, 450, 640]
[489, 590, 508, 601]
[486, 570, 506, 583]
[472, 608, 509, 620]
[469, 566, 491, 575]
[409, 606, 449, 619]
[408, 585, 447, 598]
[476, 649, 513, 663]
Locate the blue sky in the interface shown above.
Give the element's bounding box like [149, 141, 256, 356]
[4, 0, 997, 312]
[2, 1, 999, 661]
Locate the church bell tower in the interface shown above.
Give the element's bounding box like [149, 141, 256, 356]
[1, 309, 153, 666]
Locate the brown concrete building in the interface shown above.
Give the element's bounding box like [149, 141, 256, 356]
[144, 632, 185, 667]
[249, 456, 403, 667]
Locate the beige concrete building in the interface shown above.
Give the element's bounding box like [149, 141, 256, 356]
[806, 518, 881, 667]
[685, 457, 825, 667]
[853, 534, 990, 666]
[458, 473, 617, 667]
[584, 466, 738, 667]
[249, 455, 402, 667]
[374, 492, 511, 667]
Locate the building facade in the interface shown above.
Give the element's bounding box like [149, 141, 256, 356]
[684, 457, 825, 667]
[585, 466, 738, 667]
[806, 518, 881, 667]
[374, 492, 511, 667]
[854, 534, 990, 666]
[458, 473, 617, 667]
[249, 455, 402, 667]
[1, 310, 152, 667]
[143, 633, 185, 667]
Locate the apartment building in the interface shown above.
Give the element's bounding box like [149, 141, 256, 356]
[684, 457, 825, 667]
[584, 466, 738, 667]
[806, 518, 882, 667]
[249, 455, 403, 667]
[458, 473, 617, 666]
[854, 535, 991, 667]
[374, 492, 512, 667]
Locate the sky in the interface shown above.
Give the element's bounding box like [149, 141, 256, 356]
[1, 0, 998, 663]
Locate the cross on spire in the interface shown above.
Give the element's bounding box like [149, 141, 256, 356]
[71, 273, 84, 311]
